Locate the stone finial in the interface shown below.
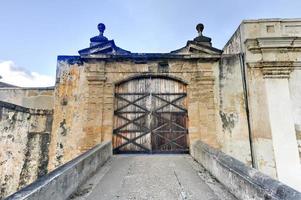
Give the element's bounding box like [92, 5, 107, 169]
[193, 23, 212, 46]
[90, 23, 108, 46]
[97, 23, 106, 36]
[196, 23, 204, 36]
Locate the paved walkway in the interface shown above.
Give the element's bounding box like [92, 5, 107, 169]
[70, 155, 236, 200]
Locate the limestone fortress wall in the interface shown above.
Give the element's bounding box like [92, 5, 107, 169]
[1, 19, 301, 198]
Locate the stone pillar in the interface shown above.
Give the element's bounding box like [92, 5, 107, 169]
[263, 66, 301, 191]
[81, 62, 106, 152]
[188, 68, 219, 149]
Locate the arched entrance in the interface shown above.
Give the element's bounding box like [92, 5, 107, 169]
[113, 75, 189, 154]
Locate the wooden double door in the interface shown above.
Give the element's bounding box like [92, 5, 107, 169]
[113, 76, 189, 154]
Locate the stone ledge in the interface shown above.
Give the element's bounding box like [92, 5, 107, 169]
[191, 140, 301, 200]
[247, 61, 301, 79]
[81, 53, 222, 61]
[58, 53, 221, 63]
[5, 141, 112, 200]
[242, 18, 301, 23]
[245, 37, 301, 53]
[0, 87, 54, 90]
[0, 101, 53, 115]
[57, 56, 83, 65]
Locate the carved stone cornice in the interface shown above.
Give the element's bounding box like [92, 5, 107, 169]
[245, 37, 301, 53]
[247, 61, 301, 78]
[261, 67, 293, 78]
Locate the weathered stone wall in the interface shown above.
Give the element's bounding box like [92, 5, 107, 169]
[0, 87, 54, 109]
[104, 59, 220, 148]
[242, 19, 301, 39]
[289, 69, 301, 161]
[48, 57, 89, 171]
[0, 101, 53, 199]
[223, 18, 301, 191]
[223, 26, 242, 54]
[243, 20, 301, 191]
[48, 56, 222, 170]
[223, 23, 277, 177]
[217, 54, 252, 165]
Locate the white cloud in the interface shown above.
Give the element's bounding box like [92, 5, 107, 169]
[0, 61, 54, 87]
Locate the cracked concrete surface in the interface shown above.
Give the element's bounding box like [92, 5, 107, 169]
[70, 155, 236, 200]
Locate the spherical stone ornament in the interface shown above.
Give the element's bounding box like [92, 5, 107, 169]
[98, 23, 106, 34]
[90, 23, 108, 43]
[196, 23, 204, 35]
[193, 23, 212, 44]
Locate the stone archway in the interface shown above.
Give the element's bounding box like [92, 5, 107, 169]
[113, 75, 189, 154]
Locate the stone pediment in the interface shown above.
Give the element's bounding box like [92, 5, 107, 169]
[78, 40, 131, 56]
[171, 23, 222, 55]
[78, 23, 131, 56]
[171, 40, 222, 55]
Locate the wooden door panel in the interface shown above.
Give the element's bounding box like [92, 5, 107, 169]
[113, 77, 188, 154]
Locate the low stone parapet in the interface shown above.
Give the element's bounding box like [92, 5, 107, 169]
[191, 140, 301, 200]
[0, 87, 54, 110]
[5, 141, 112, 200]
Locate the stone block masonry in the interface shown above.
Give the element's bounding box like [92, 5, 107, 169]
[0, 101, 53, 199]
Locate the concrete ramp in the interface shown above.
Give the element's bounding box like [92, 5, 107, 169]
[70, 155, 236, 200]
[6, 141, 301, 200]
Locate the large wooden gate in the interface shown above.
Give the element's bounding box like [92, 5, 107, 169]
[113, 76, 188, 154]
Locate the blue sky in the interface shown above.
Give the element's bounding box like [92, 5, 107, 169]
[0, 0, 301, 86]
